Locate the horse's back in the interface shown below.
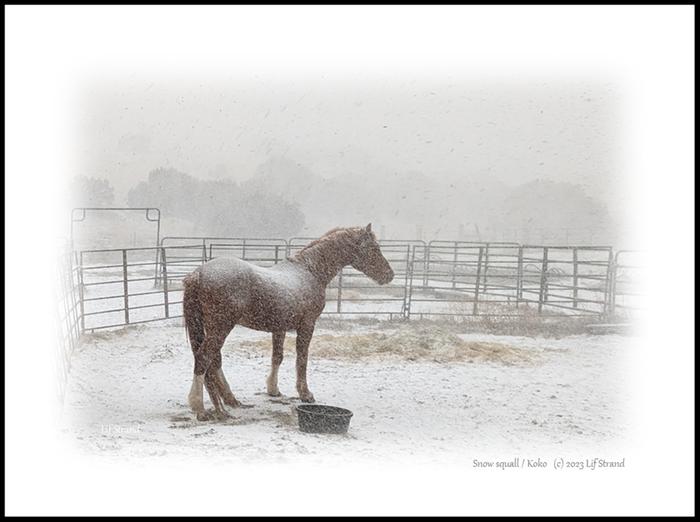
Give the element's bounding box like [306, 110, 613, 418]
[196, 257, 323, 330]
[199, 257, 308, 293]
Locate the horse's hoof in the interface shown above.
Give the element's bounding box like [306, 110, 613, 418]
[267, 390, 282, 397]
[213, 409, 232, 420]
[300, 394, 315, 403]
[223, 394, 242, 407]
[195, 410, 213, 421]
[224, 397, 253, 409]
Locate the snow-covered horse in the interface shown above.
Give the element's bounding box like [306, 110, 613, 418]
[183, 224, 394, 420]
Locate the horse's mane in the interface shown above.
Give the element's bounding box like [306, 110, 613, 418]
[294, 226, 368, 257]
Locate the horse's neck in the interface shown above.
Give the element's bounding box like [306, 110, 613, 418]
[295, 239, 353, 287]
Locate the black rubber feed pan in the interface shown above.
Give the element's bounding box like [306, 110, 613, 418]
[296, 404, 353, 434]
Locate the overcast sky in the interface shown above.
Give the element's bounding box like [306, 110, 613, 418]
[76, 75, 620, 207]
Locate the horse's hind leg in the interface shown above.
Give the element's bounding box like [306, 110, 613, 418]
[187, 374, 207, 420]
[266, 331, 285, 396]
[187, 346, 209, 421]
[190, 332, 229, 420]
[204, 370, 232, 420]
[210, 350, 242, 408]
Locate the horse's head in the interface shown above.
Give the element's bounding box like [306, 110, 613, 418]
[350, 223, 394, 285]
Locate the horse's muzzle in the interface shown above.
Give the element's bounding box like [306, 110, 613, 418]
[380, 268, 395, 285]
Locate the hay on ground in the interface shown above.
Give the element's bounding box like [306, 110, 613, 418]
[237, 330, 540, 366]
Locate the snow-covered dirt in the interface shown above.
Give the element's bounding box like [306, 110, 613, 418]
[59, 319, 633, 465]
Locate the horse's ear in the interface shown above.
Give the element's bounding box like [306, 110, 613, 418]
[365, 223, 372, 233]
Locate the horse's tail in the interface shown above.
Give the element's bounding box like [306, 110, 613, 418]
[183, 269, 205, 354]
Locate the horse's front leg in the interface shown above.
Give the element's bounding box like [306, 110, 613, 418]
[267, 331, 285, 396]
[295, 322, 315, 403]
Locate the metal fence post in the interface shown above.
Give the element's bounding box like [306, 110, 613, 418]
[161, 247, 170, 318]
[473, 247, 484, 315]
[401, 245, 411, 317]
[78, 251, 86, 332]
[153, 244, 160, 286]
[603, 249, 615, 318]
[336, 268, 343, 313]
[122, 249, 130, 324]
[274, 245, 280, 264]
[160, 246, 167, 283]
[406, 245, 416, 319]
[516, 246, 524, 307]
[423, 243, 430, 288]
[538, 247, 549, 313]
[482, 243, 490, 294]
[610, 252, 619, 316]
[154, 244, 161, 287]
[68, 255, 81, 339]
[451, 241, 458, 289]
[573, 247, 579, 308]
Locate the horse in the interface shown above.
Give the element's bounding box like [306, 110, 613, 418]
[183, 223, 395, 420]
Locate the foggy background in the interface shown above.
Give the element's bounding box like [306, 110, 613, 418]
[70, 78, 622, 247]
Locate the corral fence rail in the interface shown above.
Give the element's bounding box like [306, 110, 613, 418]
[63, 238, 642, 333]
[609, 250, 646, 319]
[56, 247, 82, 402]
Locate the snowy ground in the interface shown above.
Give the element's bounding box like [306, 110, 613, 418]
[59, 319, 634, 465]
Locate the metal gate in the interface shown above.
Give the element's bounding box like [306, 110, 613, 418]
[69, 238, 641, 331]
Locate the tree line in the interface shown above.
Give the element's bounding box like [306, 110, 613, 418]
[70, 168, 305, 238]
[69, 158, 613, 242]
